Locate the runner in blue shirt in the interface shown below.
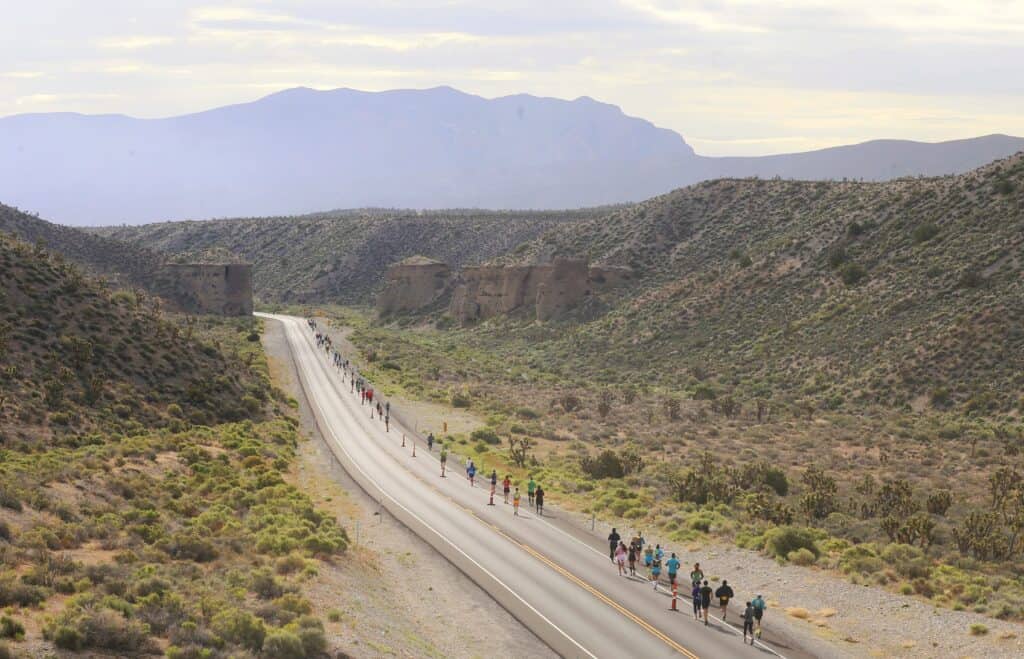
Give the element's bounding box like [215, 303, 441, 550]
[666, 553, 681, 587]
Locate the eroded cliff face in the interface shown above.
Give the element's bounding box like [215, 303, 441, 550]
[451, 258, 624, 323]
[159, 264, 254, 316]
[378, 256, 631, 323]
[376, 257, 452, 314]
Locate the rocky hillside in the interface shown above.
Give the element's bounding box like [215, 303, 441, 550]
[0, 203, 161, 288]
[96, 208, 608, 304]
[497, 153, 1024, 415]
[0, 232, 269, 444]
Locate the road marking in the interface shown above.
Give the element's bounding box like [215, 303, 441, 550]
[291, 314, 706, 658]
[264, 315, 596, 658]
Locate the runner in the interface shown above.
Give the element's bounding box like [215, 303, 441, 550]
[513, 488, 521, 516]
[666, 552, 680, 587]
[691, 582, 702, 620]
[650, 551, 662, 590]
[715, 580, 734, 622]
[607, 528, 621, 562]
[742, 601, 756, 645]
[502, 475, 511, 504]
[751, 593, 766, 638]
[490, 469, 498, 495]
[643, 545, 654, 579]
[534, 485, 544, 515]
[627, 542, 638, 577]
[654, 543, 664, 562]
[527, 476, 536, 506]
[467, 461, 476, 487]
[427, 433, 435, 452]
[614, 541, 628, 576]
[690, 562, 704, 587]
[439, 447, 448, 477]
[699, 580, 713, 626]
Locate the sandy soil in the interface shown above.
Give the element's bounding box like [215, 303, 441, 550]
[263, 318, 555, 659]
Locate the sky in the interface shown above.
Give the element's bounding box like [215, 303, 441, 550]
[1, 0, 1022, 156]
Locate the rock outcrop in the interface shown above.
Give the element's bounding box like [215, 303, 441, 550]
[376, 256, 452, 314]
[160, 264, 254, 316]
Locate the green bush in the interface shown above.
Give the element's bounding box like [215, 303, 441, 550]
[470, 428, 501, 445]
[763, 526, 820, 560]
[787, 548, 817, 566]
[451, 390, 472, 408]
[263, 629, 305, 659]
[880, 544, 931, 579]
[0, 616, 25, 640]
[840, 262, 867, 286]
[912, 223, 940, 244]
[211, 608, 265, 651]
[970, 623, 988, 636]
[840, 545, 884, 575]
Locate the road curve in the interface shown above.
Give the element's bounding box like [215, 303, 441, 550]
[261, 313, 779, 659]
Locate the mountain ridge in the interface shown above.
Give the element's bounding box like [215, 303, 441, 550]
[3, 86, 1021, 225]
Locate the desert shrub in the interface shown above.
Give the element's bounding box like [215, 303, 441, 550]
[275, 553, 307, 575]
[0, 487, 22, 512]
[291, 616, 327, 656]
[881, 543, 931, 579]
[470, 428, 501, 446]
[840, 545, 884, 575]
[787, 548, 817, 566]
[692, 384, 717, 400]
[164, 532, 217, 562]
[263, 629, 305, 659]
[515, 407, 540, 419]
[970, 623, 989, 636]
[763, 526, 820, 560]
[252, 568, 285, 599]
[451, 391, 472, 408]
[764, 468, 789, 496]
[0, 522, 10, 543]
[0, 573, 47, 607]
[0, 616, 24, 640]
[912, 223, 939, 244]
[827, 246, 848, 268]
[580, 450, 625, 479]
[840, 262, 867, 286]
[47, 599, 154, 653]
[211, 608, 265, 651]
[957, 269, 984, 289]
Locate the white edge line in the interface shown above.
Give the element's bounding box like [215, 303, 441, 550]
[264, 314, 597, 659]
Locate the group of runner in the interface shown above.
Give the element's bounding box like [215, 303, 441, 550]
[608, 529, 766, 645]
[309, 319, 764, 646]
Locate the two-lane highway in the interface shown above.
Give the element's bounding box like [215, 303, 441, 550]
[262, 313, 779, 658]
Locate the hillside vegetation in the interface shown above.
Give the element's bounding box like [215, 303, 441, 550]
[306, 153, 1024, 624]
[97, 208, 608, 304]
[0, 204, 160, 290]
[0, 234, 346, 657]
[510, 151, 1024, 415]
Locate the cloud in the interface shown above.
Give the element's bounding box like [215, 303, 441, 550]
[97, 36, 174, 49]
[2, 71, 45, 79]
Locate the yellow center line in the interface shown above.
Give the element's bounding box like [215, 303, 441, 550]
[319, 338, 699, 658]
[447, 491, 700, 658]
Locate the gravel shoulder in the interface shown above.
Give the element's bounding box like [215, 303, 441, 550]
[262, 317, 556, 659]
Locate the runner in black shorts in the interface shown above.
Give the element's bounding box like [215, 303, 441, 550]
[699, 580, 713, 626]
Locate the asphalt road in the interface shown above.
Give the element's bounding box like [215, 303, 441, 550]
[262, 313, 789, 659]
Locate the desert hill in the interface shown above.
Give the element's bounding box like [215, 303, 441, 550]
[3, 86, 1022, 225]
[0, 232, 268, 444]
[503, 152, 1024, 415]
[96, 208, 607, 304]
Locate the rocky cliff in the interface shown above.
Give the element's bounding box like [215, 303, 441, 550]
[160, 264, 254, 316]
[377, 256, 452, 314]
[448, 258, 631, 323]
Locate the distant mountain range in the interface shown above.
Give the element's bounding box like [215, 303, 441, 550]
[1, 86, 1022, 225]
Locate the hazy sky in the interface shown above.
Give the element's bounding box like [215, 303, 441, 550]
[2, 1, 1022, 156]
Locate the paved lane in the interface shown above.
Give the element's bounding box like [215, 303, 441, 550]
[262, 313, 781, 659]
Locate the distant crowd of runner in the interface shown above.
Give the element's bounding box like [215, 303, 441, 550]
[308, 317, 764, 648]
